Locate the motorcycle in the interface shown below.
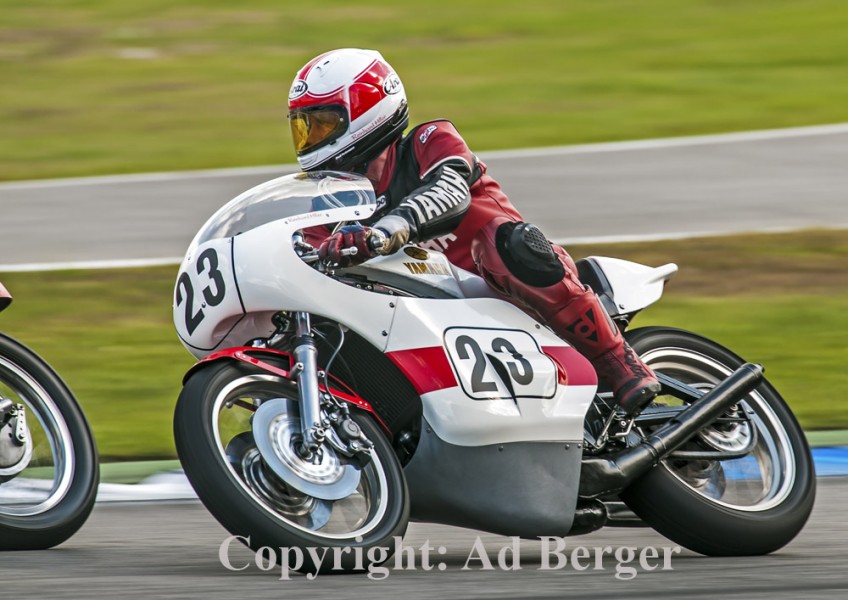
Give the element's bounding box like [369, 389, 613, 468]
[172, 171, 815, 571]
[0, 282, 99, 549]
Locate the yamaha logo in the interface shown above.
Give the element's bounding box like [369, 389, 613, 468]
[403, 247, 429, 260]
[289, 79, 308, 100]
[383, 74, 402, 95]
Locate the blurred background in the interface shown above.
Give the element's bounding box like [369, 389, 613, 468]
[3, 0, 848, 179]
[1, 0, 847, 466]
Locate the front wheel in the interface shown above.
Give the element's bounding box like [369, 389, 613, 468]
[619, 326, 815, 556]
[0, 333, 99, 549]
[174, 358, 409, 574]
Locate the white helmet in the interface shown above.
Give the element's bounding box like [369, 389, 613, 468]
[288, 48, 409, 172]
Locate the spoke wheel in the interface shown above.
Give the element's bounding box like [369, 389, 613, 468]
[174, 357, 409, 573]
[619, 327, 815, 556]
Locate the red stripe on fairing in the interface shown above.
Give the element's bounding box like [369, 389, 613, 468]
[542, 346, 598, 387]
[386, 347, 458, 396]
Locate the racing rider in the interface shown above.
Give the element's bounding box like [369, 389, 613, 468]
[287, 48, 661, 414]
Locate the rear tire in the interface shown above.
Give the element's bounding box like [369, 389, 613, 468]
[619, 326, 815, 556]
[174, 358, 409, 573]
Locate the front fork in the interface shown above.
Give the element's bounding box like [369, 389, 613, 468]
[291, 312, 325, 456]
[288, 311, 376, 463]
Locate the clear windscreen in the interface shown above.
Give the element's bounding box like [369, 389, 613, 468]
[193, 171, 376, 246]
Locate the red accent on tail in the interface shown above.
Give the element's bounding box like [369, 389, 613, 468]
[0, 282, 11, 312]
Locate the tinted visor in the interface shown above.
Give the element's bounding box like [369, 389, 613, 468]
[289, 106, 348, 154]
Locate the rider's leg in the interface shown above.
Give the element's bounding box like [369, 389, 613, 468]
[470, 218, 660, 414]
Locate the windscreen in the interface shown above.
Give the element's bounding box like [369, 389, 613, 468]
[193, 171, 376, 246]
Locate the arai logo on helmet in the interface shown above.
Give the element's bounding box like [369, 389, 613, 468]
[383, 73, 402, 95]
[289, 79, 308, 100]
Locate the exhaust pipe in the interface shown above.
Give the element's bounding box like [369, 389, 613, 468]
[579, 362, 764, 499]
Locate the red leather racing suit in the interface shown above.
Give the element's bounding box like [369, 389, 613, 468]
[314, 119, 661, 412]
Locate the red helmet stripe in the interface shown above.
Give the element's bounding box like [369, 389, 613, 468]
[348, 60, 389, 120]
[298, 50, 334, 79]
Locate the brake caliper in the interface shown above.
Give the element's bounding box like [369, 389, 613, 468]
[0, 399, 31, 475]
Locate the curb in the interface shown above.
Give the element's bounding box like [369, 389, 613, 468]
[809, 447, 848, 477]
[96, 470, 198, 502]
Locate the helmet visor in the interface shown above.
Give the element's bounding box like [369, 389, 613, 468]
[289, 106, 347, 155]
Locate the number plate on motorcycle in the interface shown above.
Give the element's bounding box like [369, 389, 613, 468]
[444, 327, 557, 400]
[173, 239, 244, 351]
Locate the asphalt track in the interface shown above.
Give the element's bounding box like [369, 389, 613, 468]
[2, 126, 846, 597]
[0, 477, 844, 599]
[1, 123, 848, 269]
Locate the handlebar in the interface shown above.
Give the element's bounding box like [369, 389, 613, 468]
[294, 224, 381, 267]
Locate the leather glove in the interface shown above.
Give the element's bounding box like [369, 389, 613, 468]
[318, 225, 387, 267]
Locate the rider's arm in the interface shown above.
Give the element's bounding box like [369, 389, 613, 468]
[373, 121, 479, 253]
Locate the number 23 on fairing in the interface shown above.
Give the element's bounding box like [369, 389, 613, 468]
[444, 327, 558, 400]
[173, 240, 243, 350]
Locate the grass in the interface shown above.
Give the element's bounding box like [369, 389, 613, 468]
[2, 0, 848, 181]
[99, 459, 182, 484]
[0, 267, 194, 460]
[0, 229, 846, 460]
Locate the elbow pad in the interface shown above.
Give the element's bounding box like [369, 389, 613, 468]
[388, 164, 471, 243]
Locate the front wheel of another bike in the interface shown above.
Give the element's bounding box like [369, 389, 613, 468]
[0, 333, 99, 550]
[619, 326, 815, 556]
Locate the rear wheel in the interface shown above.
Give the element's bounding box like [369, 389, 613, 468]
[619, 327, 815, 556]
[174, 358, 409, 573]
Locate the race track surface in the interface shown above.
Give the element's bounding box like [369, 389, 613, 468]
[1, 477, 845, 599]
[1, 125, 847, 267]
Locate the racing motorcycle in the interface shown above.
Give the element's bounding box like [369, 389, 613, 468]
[0, 282, 99, 549]
[172, 171, 815, 572]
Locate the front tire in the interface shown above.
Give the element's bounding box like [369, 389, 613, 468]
[619, 327, 815, 556]
[174, 358, 409, 573]
[0, 333, 99, 550]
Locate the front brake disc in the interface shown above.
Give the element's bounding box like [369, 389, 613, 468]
[252, 398, 360, 500]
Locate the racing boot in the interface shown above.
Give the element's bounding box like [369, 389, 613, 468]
[471, 218, 660, 415]
[547, 290, 661, 415]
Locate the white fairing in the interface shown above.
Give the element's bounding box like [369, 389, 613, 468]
[173, 173, 667, 447]
[386, 297, 595, 445]
[175, 174, 398, 355]
[588, 256, 677, 316]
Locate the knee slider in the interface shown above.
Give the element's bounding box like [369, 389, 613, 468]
[495, 222, 565, 287]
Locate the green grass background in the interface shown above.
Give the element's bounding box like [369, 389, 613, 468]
[2, 2, 847, 461]
[1, 230, 846, 460]
[2, 0, 848, 181]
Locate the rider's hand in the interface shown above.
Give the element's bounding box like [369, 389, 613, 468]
[318, 225, 387, 267]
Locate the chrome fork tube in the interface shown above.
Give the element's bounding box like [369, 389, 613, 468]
[292, 312, 324, 456]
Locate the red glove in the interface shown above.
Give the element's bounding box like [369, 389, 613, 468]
[318, 225, 383, 267]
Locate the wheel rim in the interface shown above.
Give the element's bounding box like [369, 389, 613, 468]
[210, 374, 389, 540]
[0, 357, 75, 517]
[641, 347, 796, 512]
